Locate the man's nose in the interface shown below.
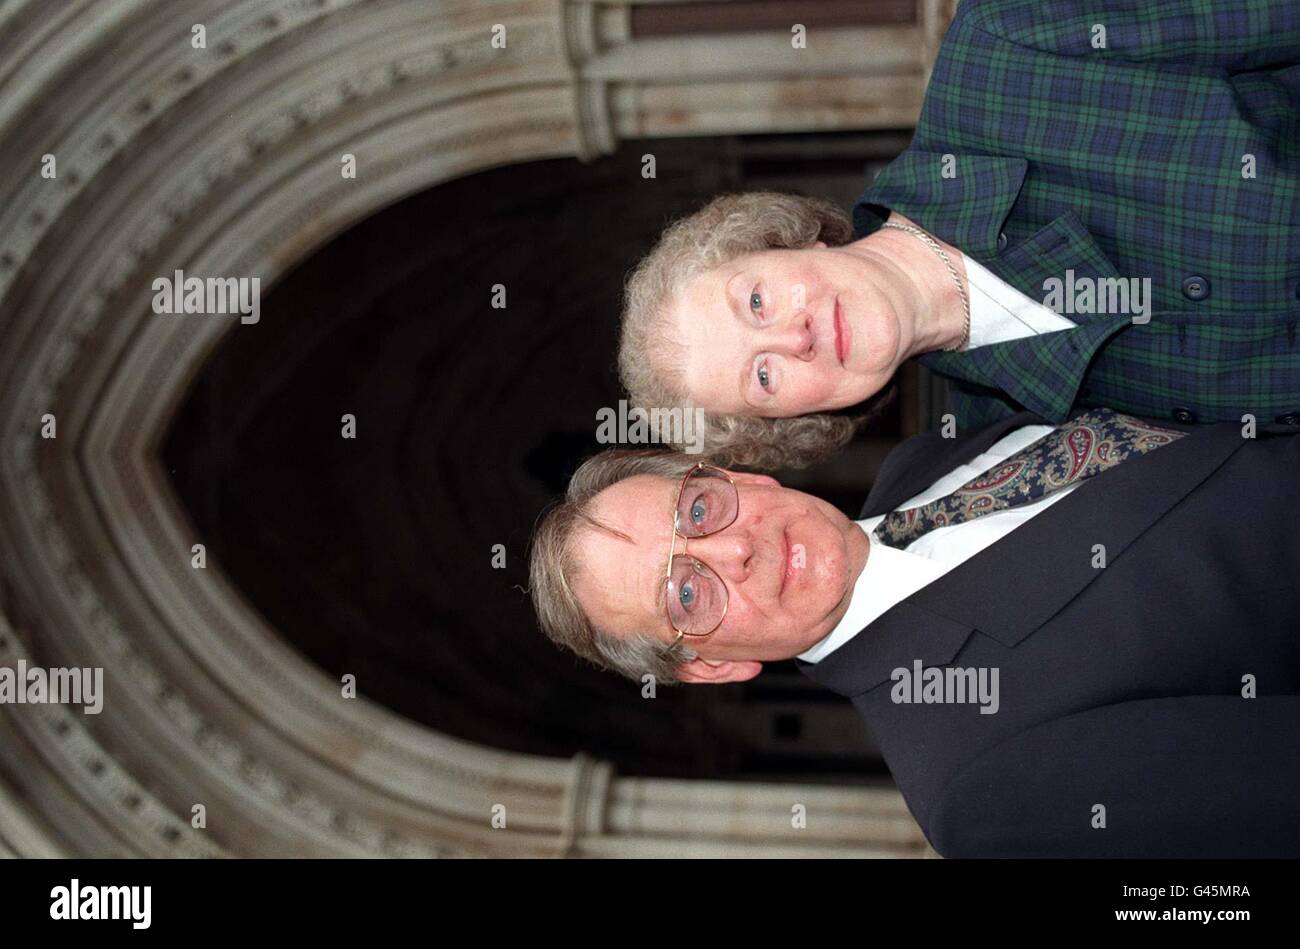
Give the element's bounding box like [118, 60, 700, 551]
[760, 312, 815, 360]
[689, 529, 754, 583]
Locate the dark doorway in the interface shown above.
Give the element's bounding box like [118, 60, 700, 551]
[162, 131, 914, 784]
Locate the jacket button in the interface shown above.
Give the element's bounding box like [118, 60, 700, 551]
[1172, 407, 1197, 423]
[996, 231, 1008, 251]
[1182, 275, 1210, 300]
[1276, 411, 1300, 426]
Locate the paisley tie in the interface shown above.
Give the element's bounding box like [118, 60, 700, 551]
[874, 408, 1186, 549]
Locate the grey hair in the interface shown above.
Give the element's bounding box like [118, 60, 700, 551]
[529, 449, 705, 685]
[618, 191, 891, 470]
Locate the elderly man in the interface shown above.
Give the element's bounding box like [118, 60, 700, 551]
[529, 411, 1300, 857]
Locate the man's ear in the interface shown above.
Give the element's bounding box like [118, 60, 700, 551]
[727, 471, 780, 489]
[674, 656, 763, 684]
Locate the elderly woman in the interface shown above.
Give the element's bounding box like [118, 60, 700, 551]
[618, 191, 972, 469]
[620, 177, 1300, 469]
[617, 0, 1300, 469]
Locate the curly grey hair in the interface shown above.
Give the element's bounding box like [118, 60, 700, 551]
[529, 449, 705, 685]
[618, 191, 892, 470]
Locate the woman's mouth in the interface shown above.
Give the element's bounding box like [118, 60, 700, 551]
[834, 297, 849, 365]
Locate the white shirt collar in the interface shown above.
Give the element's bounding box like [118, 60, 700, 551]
[963, 254, 1076, 347]
[797, 520, 948, 664]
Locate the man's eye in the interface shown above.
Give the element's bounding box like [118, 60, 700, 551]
[756, 361, 771, 390]
[690, 498, 707, 525]
[678, 581, 696, 610]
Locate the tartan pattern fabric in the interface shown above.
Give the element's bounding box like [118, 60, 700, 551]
[852, 0, 1300, 430]
[874, 408, 1186, 548]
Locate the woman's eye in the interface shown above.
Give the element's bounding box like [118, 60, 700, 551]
[756, 361, 771, 391]
[749, 288, 763, 316]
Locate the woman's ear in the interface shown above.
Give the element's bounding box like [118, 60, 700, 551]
[727, 471, 780, 488]
[812, 240, 827, 249]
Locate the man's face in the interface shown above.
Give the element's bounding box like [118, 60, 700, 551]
[663, 242, 906, 418]
[569, 470, 870, 683]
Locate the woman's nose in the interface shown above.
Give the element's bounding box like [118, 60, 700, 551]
[761, 313, 815, 360]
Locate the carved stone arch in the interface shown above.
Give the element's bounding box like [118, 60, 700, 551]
[0, 0, 953, 857]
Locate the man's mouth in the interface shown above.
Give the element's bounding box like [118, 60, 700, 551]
[780, 528, 794, 596]
[834, 296, 849, 365]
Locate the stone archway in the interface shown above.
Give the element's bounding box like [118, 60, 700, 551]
[0, 0, 952, 857]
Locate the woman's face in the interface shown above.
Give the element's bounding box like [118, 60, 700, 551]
[663, 242, 905, 418]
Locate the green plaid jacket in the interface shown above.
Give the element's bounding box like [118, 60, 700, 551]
[852, 0, 1300, 430]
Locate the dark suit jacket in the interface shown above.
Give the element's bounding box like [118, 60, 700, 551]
[796, 413, 1300, 857]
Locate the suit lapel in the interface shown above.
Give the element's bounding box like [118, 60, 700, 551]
[801, 421, 1249, 698]
[981, 209, 1123, 304]
[855, 149, 1124, 296]
[909, 421, 1247, 648]
[795, 600, 976, 700]
[922, 210, 1134, 422]
[859, 148, 1135, 423]
[920, 315, 1132, 423]
[853, 149, 1028, 257]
